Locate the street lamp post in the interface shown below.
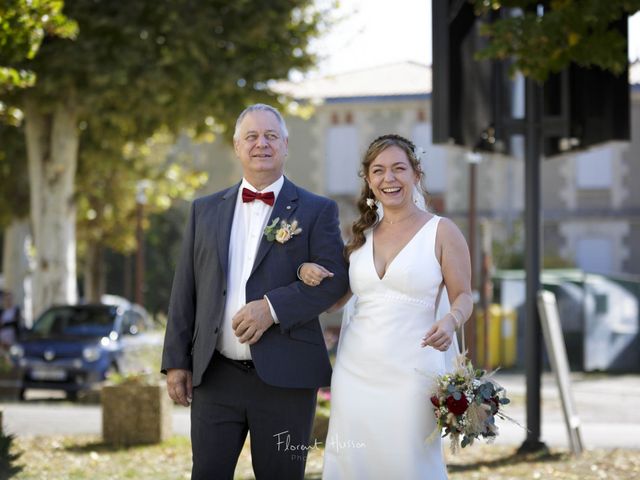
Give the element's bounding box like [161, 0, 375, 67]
[466, 151, 482, 364]
[135, 180, 151, 307]
[518, 76, 548, 454]
[480, 219, 494, 370]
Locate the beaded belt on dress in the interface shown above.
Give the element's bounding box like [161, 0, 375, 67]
[359, 293, 435, 310]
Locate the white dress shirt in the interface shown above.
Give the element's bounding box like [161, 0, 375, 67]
[216, 176, 284, 360]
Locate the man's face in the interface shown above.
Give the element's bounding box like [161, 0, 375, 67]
[234, 110, 288, 181]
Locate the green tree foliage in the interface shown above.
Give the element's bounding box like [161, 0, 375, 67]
[9, 0, 328, 135]
[76, 129, 207, 258]
[0, 0, 331, 312]
[472, 0, 640, 81]
[76, 125, 208, 302]
[0, 1, 67, 227]
[0, 124, 29, 227]
[492, 225, 525, 270]
[143, 205, 190, 316]
[0, 0, 77, 90]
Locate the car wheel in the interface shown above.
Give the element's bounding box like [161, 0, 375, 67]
[66, 391, 78, 402]
[18, 388, 26, 401]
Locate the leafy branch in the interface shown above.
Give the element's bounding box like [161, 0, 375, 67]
[471, 0, 640, 81]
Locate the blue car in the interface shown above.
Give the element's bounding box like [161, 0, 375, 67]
[9, 303, 154, 400]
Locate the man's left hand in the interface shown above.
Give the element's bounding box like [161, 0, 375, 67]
[232, 299, 274, 344]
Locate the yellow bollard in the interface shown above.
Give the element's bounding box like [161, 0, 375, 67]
[476, 305, 518, 369]
[500, 307, 518, 368]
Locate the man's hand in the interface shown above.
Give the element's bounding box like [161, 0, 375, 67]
[166, 368, 193, 407]
[232, 299, 274, 345]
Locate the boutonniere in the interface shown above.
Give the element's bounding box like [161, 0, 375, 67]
[264, 217, 302, 244]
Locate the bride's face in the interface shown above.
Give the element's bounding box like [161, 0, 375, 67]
[366, 146, 419, 210]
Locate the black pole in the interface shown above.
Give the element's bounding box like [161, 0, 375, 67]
[135, 200, 145, 307]
[518, 76, 548, 453]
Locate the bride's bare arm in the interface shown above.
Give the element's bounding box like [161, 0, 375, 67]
[422, 218, 473, 350]
[326, 289, 353, 313]
[441, 217, 473, 328]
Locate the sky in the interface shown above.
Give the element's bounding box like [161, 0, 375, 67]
[309, 0, 640, 77]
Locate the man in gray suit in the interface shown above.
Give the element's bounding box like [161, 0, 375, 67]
[162, 103, 349, 479]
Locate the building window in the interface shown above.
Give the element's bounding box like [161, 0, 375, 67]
[575, 147, 613, 189]
[412, 122, 446, 193]
[576, 237, 613, 273]
[325, 125, 360, 195]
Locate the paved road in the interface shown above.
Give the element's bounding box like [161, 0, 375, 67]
[2, 372, 639, 450]
[490, 372, 640, 449]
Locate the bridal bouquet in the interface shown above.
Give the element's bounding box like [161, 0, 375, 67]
[429, 353, 512, 453]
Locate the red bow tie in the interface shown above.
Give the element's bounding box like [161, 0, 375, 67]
[242, 188, 275, 206]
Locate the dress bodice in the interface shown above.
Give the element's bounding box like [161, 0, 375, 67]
[349, 215, 443, 316]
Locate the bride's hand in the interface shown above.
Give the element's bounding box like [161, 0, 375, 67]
[298, 262, 334, 287]
[421, 314, 457, 351]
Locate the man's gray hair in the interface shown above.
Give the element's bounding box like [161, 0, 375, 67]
[233, 103, 289, 141]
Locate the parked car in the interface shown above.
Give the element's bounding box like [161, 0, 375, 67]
[9, 302, 157, 400]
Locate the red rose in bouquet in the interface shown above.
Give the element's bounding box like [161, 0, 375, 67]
[445, 394, 469, 415]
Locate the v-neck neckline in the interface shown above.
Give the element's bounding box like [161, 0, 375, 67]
[371, 215, 436, 281]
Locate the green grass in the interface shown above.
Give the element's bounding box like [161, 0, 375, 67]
[10, 434, 640, 479]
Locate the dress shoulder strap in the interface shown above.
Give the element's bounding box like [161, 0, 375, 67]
[421, 214, 441, 247]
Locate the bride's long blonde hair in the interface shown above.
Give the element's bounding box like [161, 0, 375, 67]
[344, 134, 430, 259]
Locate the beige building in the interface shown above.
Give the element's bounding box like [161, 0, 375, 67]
[539, 62, 640, 275]
[193, 61, 640, 277]
[273, 62, 451, 240]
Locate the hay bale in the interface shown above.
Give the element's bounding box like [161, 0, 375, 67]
[101, 382, 172, 446]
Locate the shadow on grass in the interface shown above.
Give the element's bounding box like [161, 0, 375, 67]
[63, 436, 188, 454]
[448, 449, 566, 473]
[63, 441, 147, 453]
[266, 450, 566, 479]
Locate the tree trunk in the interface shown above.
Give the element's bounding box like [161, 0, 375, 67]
[23, 95, 79, 317]
[1, 217, 33, 325]
[83, 241, 106, 303]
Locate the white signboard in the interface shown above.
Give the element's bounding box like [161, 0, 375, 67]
[537, 290, 583, 455]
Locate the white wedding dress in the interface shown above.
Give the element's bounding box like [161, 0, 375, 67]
[322, 215, 449, 479]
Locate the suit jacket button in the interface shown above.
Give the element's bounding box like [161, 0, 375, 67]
[214, 327, 219, 334]
[222, 289, 226, 296]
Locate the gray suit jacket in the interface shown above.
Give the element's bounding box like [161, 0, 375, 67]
[161, 177, 349, 388]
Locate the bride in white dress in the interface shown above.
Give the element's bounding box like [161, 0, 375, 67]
[299, 134, 474, 479]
